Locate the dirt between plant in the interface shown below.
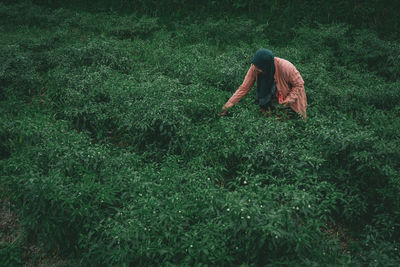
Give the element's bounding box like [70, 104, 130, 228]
[321, 222, 358, 255]
[0, 190, 74, 267]
[0, 191, 22, 245]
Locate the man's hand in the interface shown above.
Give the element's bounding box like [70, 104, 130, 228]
[282, 98, 295, 106]
[217, 104, 229, 118]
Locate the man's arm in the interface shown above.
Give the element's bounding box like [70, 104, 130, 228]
[223, 64, 257, 109]
[282, 67, 304, 105]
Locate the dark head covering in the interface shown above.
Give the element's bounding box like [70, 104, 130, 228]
[251, 48, 276, 108]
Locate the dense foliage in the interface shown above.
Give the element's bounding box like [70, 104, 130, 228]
[1, 1, 399, 266]
[24, 0, 400, 40]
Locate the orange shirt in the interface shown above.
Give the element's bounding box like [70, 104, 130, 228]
[225, 57, 307, 118]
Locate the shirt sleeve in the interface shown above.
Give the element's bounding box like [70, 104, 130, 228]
[284, 66, 304, 104]
[224, 65, 256, 108]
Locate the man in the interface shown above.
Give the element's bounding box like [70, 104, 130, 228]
[220, 48, 307, 119]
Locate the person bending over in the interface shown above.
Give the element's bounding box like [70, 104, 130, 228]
[220, 48, 307, 119]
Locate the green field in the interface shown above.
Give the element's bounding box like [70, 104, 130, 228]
[1, 1, 400, 266]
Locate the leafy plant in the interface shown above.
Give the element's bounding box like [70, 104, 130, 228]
[0, 1, 399, 266]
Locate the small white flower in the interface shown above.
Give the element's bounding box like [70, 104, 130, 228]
[275, 235, 278, 239]
[241, 208, 244, 212]
[236, 246, 239, 250]
[308, 204, 311, 208]
[296, 207, 299, 210]
[226, 208, 230, 212]
[179, 210, 182, 213]
[190, 244, 193, 248]
[243, 181, 247, 184]
[247, 215, 250, 219]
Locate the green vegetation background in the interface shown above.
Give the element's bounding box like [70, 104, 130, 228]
[1, 0, 399, 265]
